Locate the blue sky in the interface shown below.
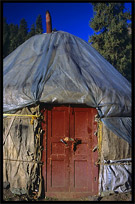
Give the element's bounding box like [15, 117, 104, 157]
[3, 2, 132, 42]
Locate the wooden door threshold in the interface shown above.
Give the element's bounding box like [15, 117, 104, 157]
[45, 191, 98, 199]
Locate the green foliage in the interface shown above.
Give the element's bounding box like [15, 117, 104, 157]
[17, 18, 28, 45]
[8, 23, 19, 54]
[3, 18, 10, 58]
[89, 3, 132, 82]
[3, 14, 44, 58]
[26, 24, 35, 40]
[35, 14, 43, 34]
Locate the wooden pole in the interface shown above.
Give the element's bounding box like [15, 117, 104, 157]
[46, 11, 52, 33]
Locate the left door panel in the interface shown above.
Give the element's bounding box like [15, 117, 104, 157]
[46, 107, 70, 192]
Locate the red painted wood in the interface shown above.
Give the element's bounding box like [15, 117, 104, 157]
[70, 108, 98, 193]
[47, 107, 70, 192]
[42, 106, 98, 198]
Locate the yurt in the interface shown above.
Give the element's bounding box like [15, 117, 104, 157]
[3, 11, 132, 200]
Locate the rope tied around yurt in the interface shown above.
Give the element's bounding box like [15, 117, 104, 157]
[91, 114, 102, 167]
[3, 158, 43, 163]
[97, 118, 102, 155]
[95, 161, 132, 166]
[3, 113, 40, 117]
[94, 114, 102, 158]
[3, 113, 41, 125]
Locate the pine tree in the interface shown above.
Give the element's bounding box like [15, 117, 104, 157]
[26, 24, 35, 39]
[8, 23, 19, 54]
[3, 18, 10, 58]
[89, 3, 131, 82]
[17, 18, 28, 45]
[35, 14, 43, 34]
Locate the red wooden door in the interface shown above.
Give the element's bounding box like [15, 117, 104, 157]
[42, 106, 98, 198]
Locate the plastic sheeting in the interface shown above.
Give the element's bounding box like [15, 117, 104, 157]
[3, 31, 131, 144]
[99, 158, 132, 196]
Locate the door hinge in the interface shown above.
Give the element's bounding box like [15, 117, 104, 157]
[92, 145, 98, 152]
[94, 131, 97, 136]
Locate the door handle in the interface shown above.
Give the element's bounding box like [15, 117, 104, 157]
[60, 139, 67, 145]
[60, 137, 74, 146]
[64, 137, 74, 142]
[60, 138, 81, 151]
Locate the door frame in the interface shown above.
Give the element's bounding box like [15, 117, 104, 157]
[41, 104, 99, 198]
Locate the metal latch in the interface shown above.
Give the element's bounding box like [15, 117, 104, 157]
[60, 139, 67, 145]
[94, 131, 97, 136]
[92, 145, 98, 152]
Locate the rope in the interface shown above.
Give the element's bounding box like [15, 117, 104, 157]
[97, 119, 102, 154]
[95, 161, 132, 166]
[3, 113, 41, 125]
[3, 159, 131, 165]
[3, 114, 40, 118]
[3, 158, 43, 164]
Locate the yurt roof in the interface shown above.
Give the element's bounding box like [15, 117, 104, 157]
[3, 31, 131, 144]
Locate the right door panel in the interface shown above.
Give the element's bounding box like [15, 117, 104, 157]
[70, 108, 98, 194]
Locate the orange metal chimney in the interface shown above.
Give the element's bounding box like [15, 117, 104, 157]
[46, 11, 52, 33]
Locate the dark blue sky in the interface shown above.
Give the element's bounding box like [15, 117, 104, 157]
[3, 2, 132, 42]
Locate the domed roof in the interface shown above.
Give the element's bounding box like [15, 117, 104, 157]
[3, 31, 131, 144]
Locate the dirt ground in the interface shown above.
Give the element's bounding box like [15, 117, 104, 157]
[2, 188, 132, 202]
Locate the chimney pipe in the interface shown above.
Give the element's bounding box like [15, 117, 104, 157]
[46, 11, 52, 33]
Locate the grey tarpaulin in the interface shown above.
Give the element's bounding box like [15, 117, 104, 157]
[99, 158, 132, 196]
[3, 31, 131, 144]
